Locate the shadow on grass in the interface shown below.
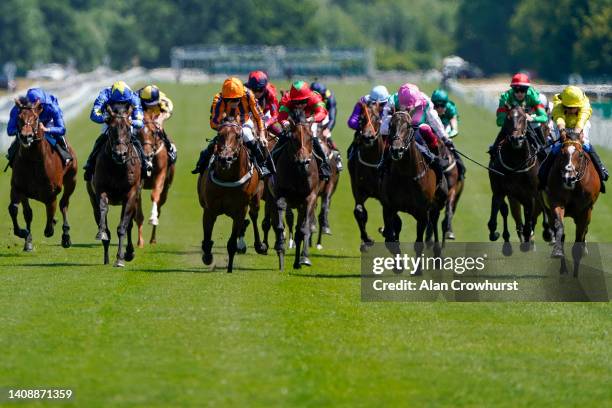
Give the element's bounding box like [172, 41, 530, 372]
[140, 265, 272, 273]
[309, 253, 360, 259]
[61, 243, 100, 249]
[289, 272, 362, 279]
[20, 262, 98, 267]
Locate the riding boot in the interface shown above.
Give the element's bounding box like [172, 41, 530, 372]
[538, 154, 555, 191]
[313, 135, 331, 181]
[588, 148, 608, 193]
[191, 138, 217, 175]
[160, 129, 177, 164]
[418, 143, 449, 187]
[347, 142, 355, 162]
[83, 133, 107, 181]
[55, 136, 73, 165]
[245, 140, 272, 178]
[454, 151, 466, 180]
[132, 134, 152, 177]
[5, 139, 19, 168]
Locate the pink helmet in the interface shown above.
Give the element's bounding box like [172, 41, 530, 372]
[398, 83, 423, 109]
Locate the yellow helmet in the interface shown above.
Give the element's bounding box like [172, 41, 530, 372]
[139, 85, 160, 106]
[221, 77, 245, 99]
[560, 86, 585, 108]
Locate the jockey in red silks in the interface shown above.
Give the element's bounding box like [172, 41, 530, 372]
[245, 71, 280, 131]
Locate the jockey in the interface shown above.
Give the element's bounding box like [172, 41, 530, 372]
[379, 83, 451, 185]
[490, 73, 548, 155]
[245, 71, 279, 130]
[431, 88, 465, 179]
[539, 85, 608, 193]
[268, 80, 332, 181]
[310, 81, 342, 171]
[346, 85, 389, 160]
[6, 88, 72, 166]
[138, 84, 177, 163]
[191, 77, 271, 177]
[84, 81, 149, 181]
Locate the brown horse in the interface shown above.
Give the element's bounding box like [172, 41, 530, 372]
[348, 101, 385, 252]
[268, 110, 320, 270]
[488, 105, 551, 254]
[135, 113, 175, 247]
[8, 98, 77, 251]
[431, 142, 464, 242]
[86, 103, 142, 267]
[380, 111, 441, 262]
[543, 130, 600, 276]
[198, 121, 262, 272]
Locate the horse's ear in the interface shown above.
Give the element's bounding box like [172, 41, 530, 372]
[559, 128, 568, 142]
[33, 100, 42, 113]
[106, 104, 113, 116]
[127, 105, 133, 115]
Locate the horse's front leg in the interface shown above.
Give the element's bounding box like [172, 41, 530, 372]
[551, 206, 565, 260]
[249, 195, 267, 255]
[487, 194, 501, 241]
[96, 193, 110, 241]
[201, 208, 217, 266]
[572, 208, 592, 277]
[136, 194, 145, 248]
[228, 210, 247, 273]
[273, 196, 287, 271]
[443, 188, 456, 241]
[298, 193, 318, 268]
[115, 190, 138, 267]
[430, 208, 442, 257]
[520, 199, 535, 252]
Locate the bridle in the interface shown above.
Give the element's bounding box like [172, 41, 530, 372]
[215, 122, 243, 167]
[105, 110, 133, 164]
[17, 107, 41, 147]
[560, 138, 588, 188]
[359, 102, 380, 144]
[389, 111, 415, 155]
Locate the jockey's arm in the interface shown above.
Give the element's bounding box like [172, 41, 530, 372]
[6, 106, 19, 136]
[449, 116, 459, 137]
[347, 100, 363, 130]
[426, 106, 449, 141]
[326, 94, 337, 130]
[209, 93, 223, 130]
[246, 91, 265, 138]
[380, 104, 393, 136]
[130, 95, 144, 129]
[45, 105, 66, 137]
[90, 90, 110, 124]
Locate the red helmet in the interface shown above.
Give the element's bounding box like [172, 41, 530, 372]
[247, 71, 268, 91]
[289, 80, 312, 101]
[510, 73, 530, 87]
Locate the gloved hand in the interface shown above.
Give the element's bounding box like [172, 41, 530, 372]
[448, 128, 459, 138]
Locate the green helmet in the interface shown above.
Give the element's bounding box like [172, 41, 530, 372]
[431, 89, 449, 104]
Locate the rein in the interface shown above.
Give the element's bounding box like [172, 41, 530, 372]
[561, 139, 589, 183]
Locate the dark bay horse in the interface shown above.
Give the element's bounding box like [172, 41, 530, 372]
[198, 121, 262, 273]
[543, 130, 600, 276]
[431, 141, 464, 242]
[348, 101, 385, 252]
[488, 105, 551, 254]
[268, 111, 320, 270]
[135, 113, 175, 247]
[380, 111, 441, 261]
[86, 104, 142, 267]
[8, 98, 77, 251]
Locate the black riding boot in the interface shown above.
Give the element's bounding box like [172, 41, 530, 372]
[418, 143, 449, 187]
[454, 151, 466, 180]
[160, 129, 177, 163]
[588, 148, 608, 193]
[5, 139, 19, 169]
[312, 135, 331, 181]
[83, 133, 107, 181]
[191, 137, 217, 175]
[538, 154, 554, 191]
[55, 137, 73, 165]
[245, 140, 272, 177]
[131, 134, 152, 176]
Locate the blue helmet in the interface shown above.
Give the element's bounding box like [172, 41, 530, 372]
[110, 81, 133, 103]
[310, 81, 327, 96]
[368, 85, 389, 103]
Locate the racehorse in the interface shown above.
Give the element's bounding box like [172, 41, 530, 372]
[348, 101, 385, 252]
[430, 141, 464, 242]
[268, 110, 320, 270]
[380, 111, 442, 263]
[488, 105, 551, 254]
[198, 120, 262, 273]
[135, 113, 175, 247]
[86, 103, 142, 267]
[543, 130, 600, 276]
[8, 97, 77, 251]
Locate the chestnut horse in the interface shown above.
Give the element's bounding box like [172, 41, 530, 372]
[86, 103, 142, 267]
[268, 111, 320, 270]
[543, 130, 600, 276]
[348, 101, 385, 252]
[8, 98, 77, 251]
[135, 113, 175, 247]
[488, 105, 551, 254]
[380, 111, 442, 262]
[198, 121, 262, 273]
[430, 141, 464, 242]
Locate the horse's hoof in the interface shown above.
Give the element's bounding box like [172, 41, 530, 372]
[520, 242, 531, 253]
[124, 251, 135, 262]
[322, 227, 332, 235]
[489, 232, 500, 242]
[542, 230, 553, 242]
[149, 239, 157, 245]
[502, 242, 513, 256]
[445, 231, 456, 240]
[551, 247, 564, 258]
[236, 238, 247, 254]
[15, 228, 29, 239]
[300, 256, 312, 266]
[360, 243, 370, 253]
[148, 217, 159, 226]
[202, 253, 213, 265]
[114, 259, 125, 267]
[23, 242, 33, 252]
[137, 241, 144, 248]
[255, 242, 268, 255]
[96, 231, 109, 241]
[61, 234, 71, 248]
[316, 244, 323, 250]
[44, 227, 54, 238]
[293, 262, 301, 269]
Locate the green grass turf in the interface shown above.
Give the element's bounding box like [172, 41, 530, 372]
[0, 81, 610, 407]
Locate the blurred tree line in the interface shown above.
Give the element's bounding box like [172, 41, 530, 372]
[0, 0, 609, 80]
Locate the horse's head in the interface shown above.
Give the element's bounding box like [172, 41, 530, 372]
[288, 114, 314, 176]
[358, 101, 382, 146]
[14, 97, 43, 148]
[141, 113, 162, 166]
[389, 111, 415, 161]
[503, 104, 528, 149]
[106, 103, 133, 164]
[215, 121, 242, 171]
[558, 130, 585, 190]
